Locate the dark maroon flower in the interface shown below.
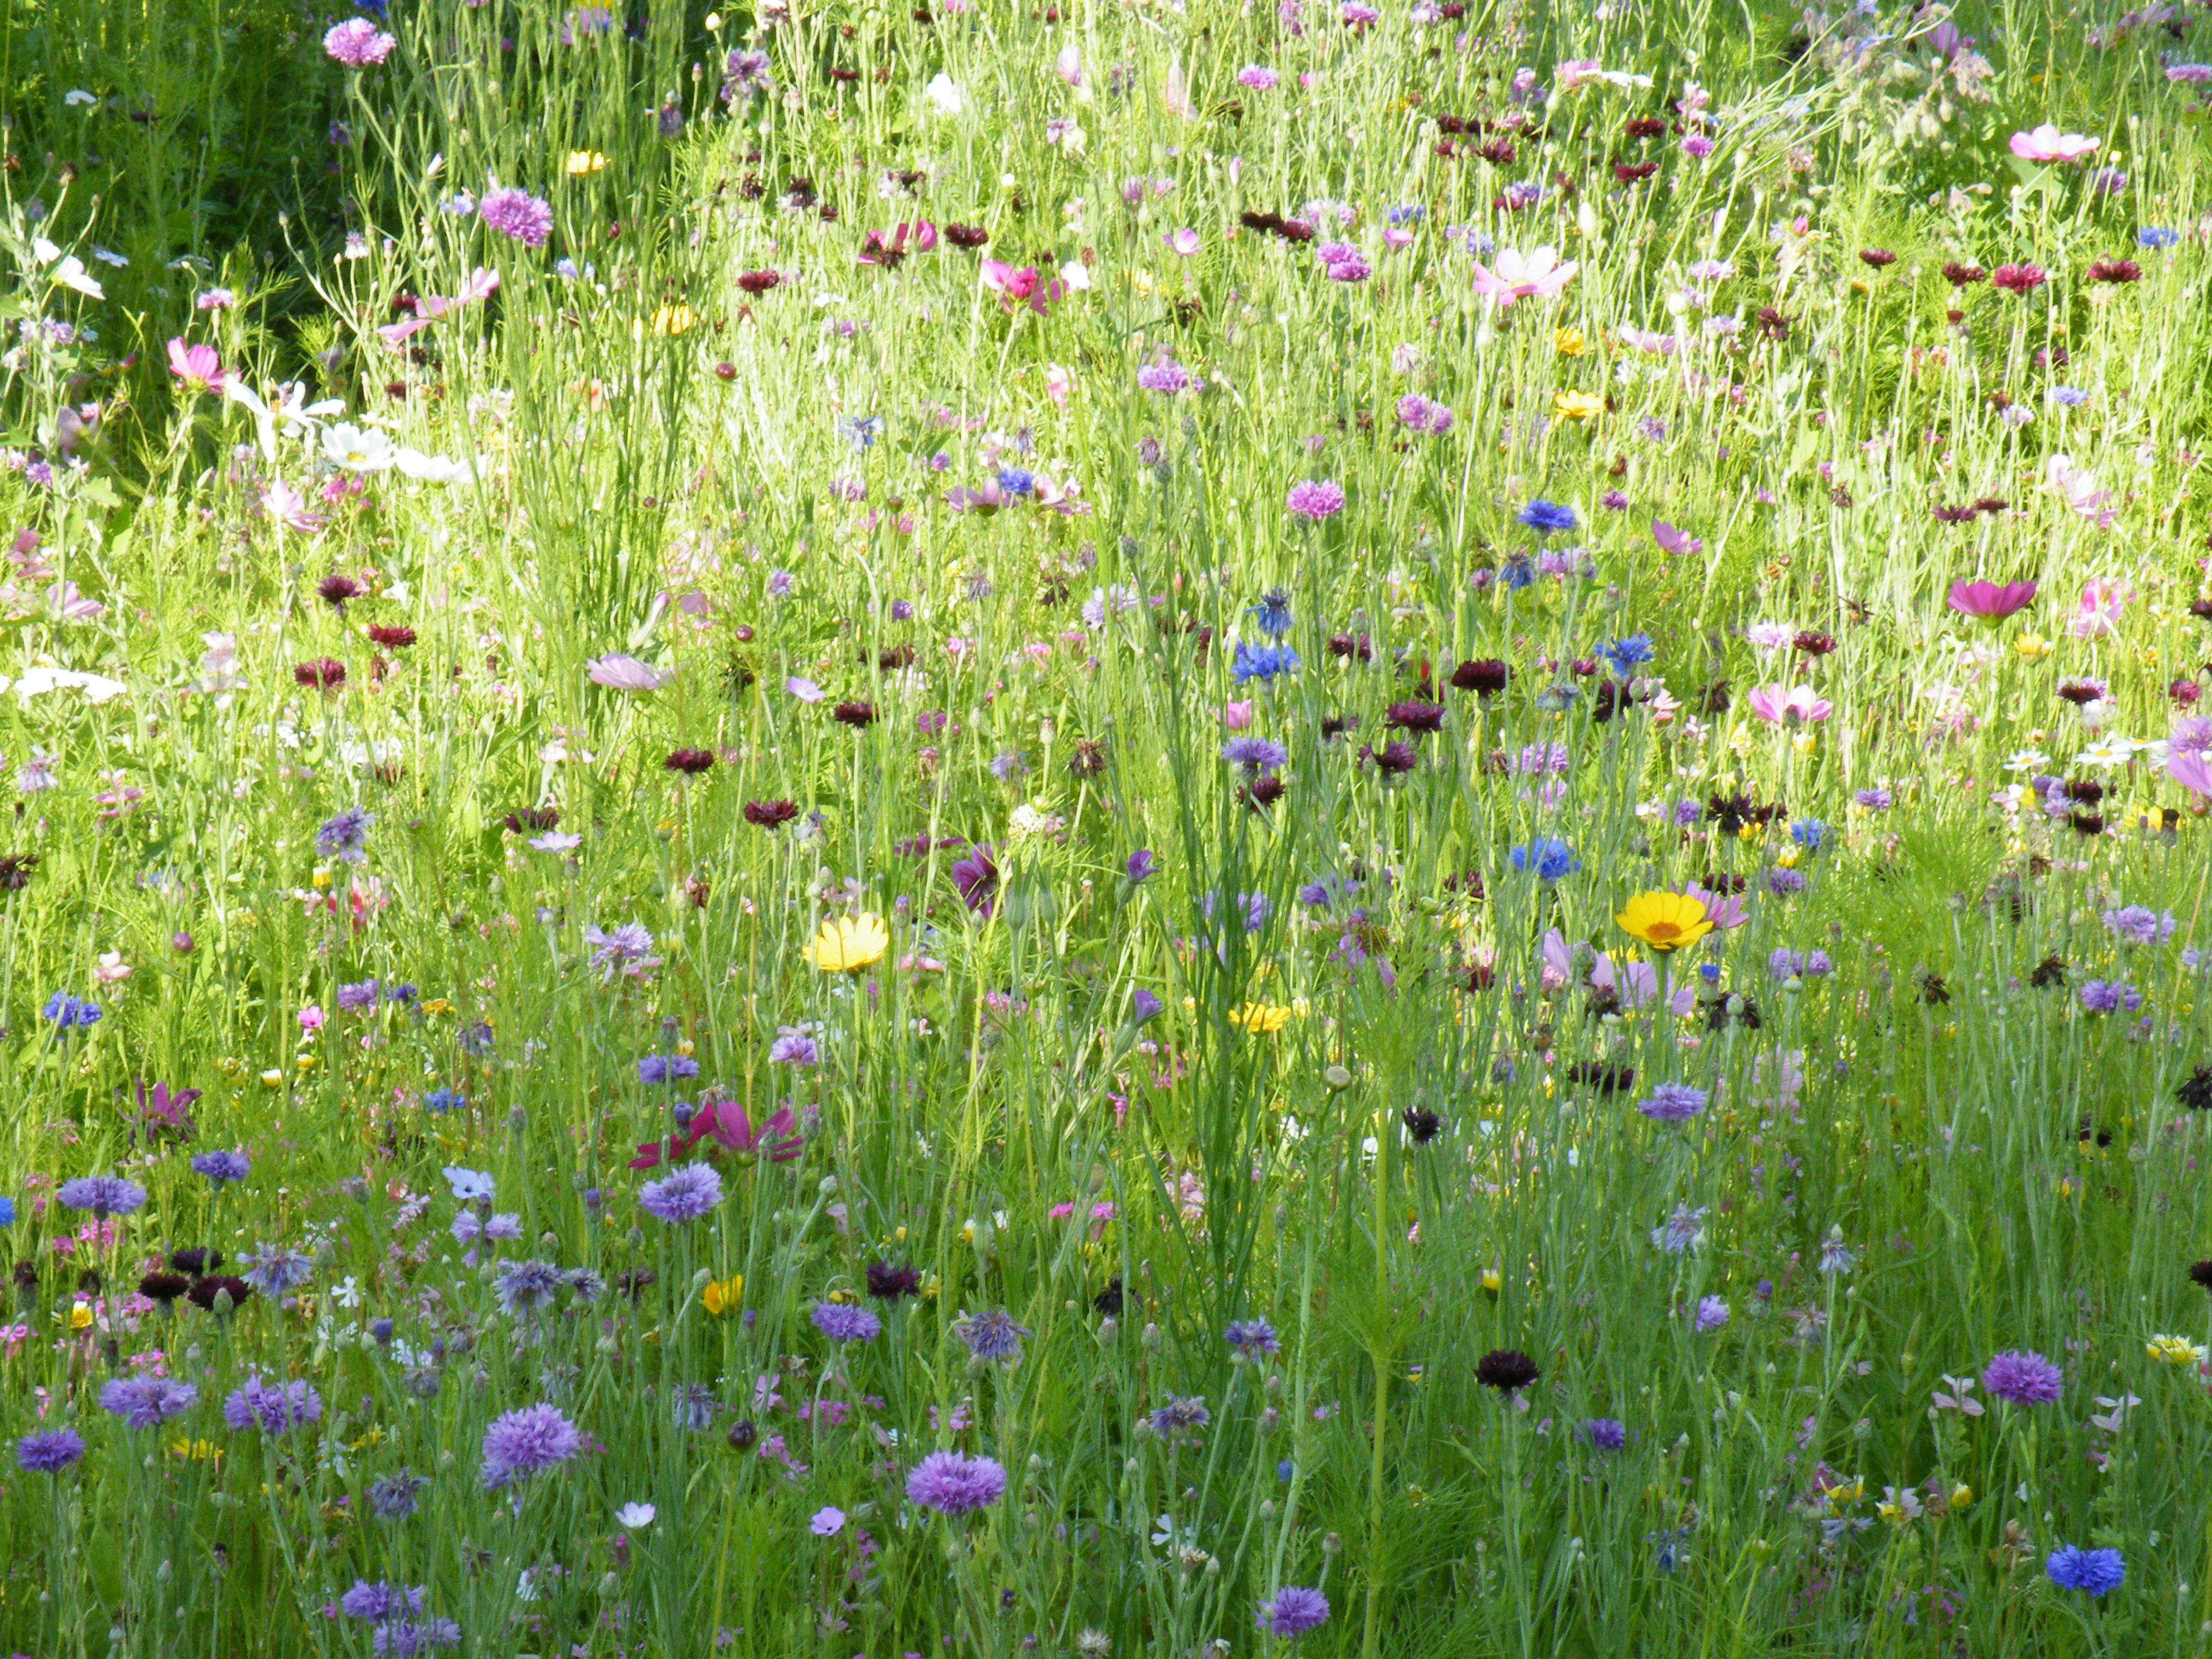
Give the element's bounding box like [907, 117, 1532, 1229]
[186, 1275, 254, 1312]
[743, 799, 799, 828]
[831, 700, 876, 728]
[736, 269, 781, 293]
[867, 1261, 923, 1298]
[2190, 598, 2212, 622]
[664, 749, 716, 775]
[1450, 659, 1509, 695]
[504, 806, 559, 834]
[1475, 1349, 1540, 1392]
[1622, 116, 1666, 139]
[942, 224, 989, 247]
[1940, 261, 1986, 287]
[2056, 679, 2107, 706]
[0, 853, 38, 891]
[1613, 160, 1658, 184]
[1792, 630, 1835, 657]
[2086, 257, 2141, 284]
[1755, 306, 1792, 341]
[1401, 1106, 1442, 1142]
[317, 574, 363, 609]
[1858, 248, 1897, 268]
[1326, 631, 1372, 662]
[1991, 263, 2046, 294]
[1319, 714, 1359, 741]
[293, 658, 346, 691]
[367, 624, 417, 648]
[1384, 700, 1444, 734]
[138, 1270, 191, 1304]
[1364, 740, 1418, 775]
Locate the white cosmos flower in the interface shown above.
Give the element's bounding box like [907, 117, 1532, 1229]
[616, 1502, 657, 1529]
[323, 423, 395, 471]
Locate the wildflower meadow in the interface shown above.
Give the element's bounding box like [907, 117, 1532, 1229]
[5, 0, 2212, 1651]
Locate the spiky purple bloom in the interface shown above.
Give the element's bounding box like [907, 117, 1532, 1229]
[2103, 905, 2177, 946]
[1224, 1318, 1281, 1361]
[99, 1376, 198, 1429]
[479, 1403, 581, 1489]
[224, 1374, 324, 1435]
[1147, 1395, 1211, 1439]
[57, 1175, 147, 1216]
[1982, 1350, 2063, 1406]
[315, 806, 374, 863]
[1649, 1204, 1706, 1254]
[479, 187, 554, 248]
[905, 1450, 1007, 1514]
[810, 1301, 883, 1342]
[638, 1162, 723, 1224]
[1580, 1418, 1627, 1450]
[340, 1583, 425, 1620]
[372, 1619, 461, 1656]
[1255, 1586, 1330, 1637]
[192, 1149, 251, 1184]
[15, 1428, 86, 1472]
[1221, 737, 1290, 773]
[1285, 479, 1346, 520]
[1636, 1084, 1708, 1123]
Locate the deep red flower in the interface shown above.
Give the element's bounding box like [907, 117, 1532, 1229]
[831, 700, 876, 728]
[293, 658, 346, 691]
[2086, 257, 2142, 283]
[743, 799, 799, 828]
[317, 574, 363, 609]
[367, 624, 417, 648]
[664, 749, 716, 775]
[1991, 263, 2047, 293]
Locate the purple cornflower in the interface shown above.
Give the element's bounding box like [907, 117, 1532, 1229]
[1132, 988, 1164, 1022]
[1580, 1418, 1627, 1450]
[99, 1376, 199, 1429]
[372, 1618, 461, 1655]
[1854, 788, 1894, 810]
[223, 1375, 324, 1435]
[57, 1175, 147, 1217]
[367, 1472, 427, 1521]
[1126, 848, 1158, 883]
[637, 1054, 700, 1085]
[340, 1583, 426, 1620]
[241, 1245, 315, 1296]
[1982, 1350, 2063, 1406]
[1649, 1204, 1706, 1254]
[479, 187, 555, 248]
[315, 806, 374, 863]
[1636, 1084, 1709, 1123]
[954, 1309, 1031, 1362]
[1767, 948, 1834, 979]
[585, 922, 660, 979]
[2102, 905, 2177, 946]
[480, 1403, 581, 1489]
[191, 1150, 250, 1185]
[1224, 1318, 1281, 1361]
[1222, 737, 1290, 773]
[811, 1301, 883, 1342]
[1518, 498, 1577, 535]
[494, 1259, 566, 1314]
[907, 1450, 1007, 1513]
[638, 1163, 723, 1224]
[1692, 1296, 1731, 1332]
[324, 16, 397, 64]
[768, 1025, 819, 1067]
[1146, 1395, 1211, 1439]
[15, 1428, 86, 1472]
[2078, 980, 2141, 1014]
[1137, 361, 1192, 394]
[1255, 1586, 1330, 1637]
[335, 979, 380, 1013]
[1285, 479, 1346, 520]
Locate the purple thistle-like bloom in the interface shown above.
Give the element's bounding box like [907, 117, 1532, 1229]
[336, 979, 380, 1013]
[768, 1025, 819, 1067]
[1636, 1083, 1708, 1123]
[1649, 1204, 1706, 1254]
[1692, 1296, 1730, 1332]
[637, 1054, 701, 1085]
[2077, 979, 2140, 1014]
[15, 1428, 87, 1472]
[2102, 905, 2177, 946]
[324, 17, 398, 65]
[1221, 737, 1290, 773]
[224, 1374, 324, 1435]
[1285, 479, 1346, 520]
[479, 187, 555, 248]
[2046, 1545, 2126, 1596]
[241, 1245, 315, 1296]
[315, 806, 374, 863]
[340, 1583, 426, 1620]
[372, 1619, 461, 1656]
[480, 1403, 581, 1489]
[1147, 1395, 1211, 1439]
[99, 1376, 198, 1429]
[954, 1308, 1031, 1362]
[58, 1175, 148, 1217]
[1137, 361, 1191, 394]
[1224, 1318, 1281, 1361]
[1255, 1586, 1330, 1637]
[811, 1301, 883, 1342]
[906, 1450, 1007, 1514]
[1983, 1350, 2063, 1406]
[1580, 1418, 1627, 1450]
[192, 1149, 252, 1184]
[367, 1472, 427, 1521]
[638, 1162, 723, 1224]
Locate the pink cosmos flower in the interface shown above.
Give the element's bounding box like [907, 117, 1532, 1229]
[2069, 579, 2131, 640]
[1541, 931, 1695, 1015]
[261, 480, 325, 534]
[1221, 701, 1255, 731]
[1164, 228, 1201, 257]
[2009, 124, 2100, 164]
[979, 260, 1063, 314]
[586, 654, 673, 691]
[1652, 521, 1703, 557]
[1745, 684, 1832, 725]
[166, 338, 227, 396]
[859, 221, 936, 266]
[2173, 745, 2212, 800]
[1680, 883, 1749, 930]
[1053, 43, 1082, 85]
[2046, 453, 2111, 521]
[1469, 244, 1579, 307]
[1617, 324, 1678, 355]
[1946, 578, 2036, 620]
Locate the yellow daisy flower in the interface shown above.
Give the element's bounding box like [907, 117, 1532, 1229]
[1614, 891, 1714, 953]
[804, 912, 890, 974]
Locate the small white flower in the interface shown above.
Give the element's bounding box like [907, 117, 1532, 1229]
[616, 1501, 657, 1529]
[923, 73, 967, 116]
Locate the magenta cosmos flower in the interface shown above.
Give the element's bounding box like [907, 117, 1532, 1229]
[1285, 479, 1345, 520]
[2009, 124, 2099, 164]
[1948, 578, 2037, 620]
[1469, 244, 1578, 307]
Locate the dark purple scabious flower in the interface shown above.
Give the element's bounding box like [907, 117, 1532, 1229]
[951, 845, 1000, 916]
[15, 1428, 86, 1472]
[1636, 1084, 1708, 1123]
[811, 1301, 883, 1342]
[1983, 1350, 2063, 1406]
[1224, 1318, 1281, 1361]
[1255, 1586, 1330, 1637]
[58, 1175, 148, 1216]
[905, 1450, 1007, 1514]
[638, 1162, 723, 1224]
[2046, 1545, 2125, 1596]
[1580, 1417, 1627, 1450]
[224, 1375, 324, 1435]
[315, 806, 374, 863]
[479, 187, 554, 248]
[99, 1376, 199, 1429]
[192, 1149, 252, 1185]
[954, 1309, 1031, 1362]
[480, 1403, 581, 1489]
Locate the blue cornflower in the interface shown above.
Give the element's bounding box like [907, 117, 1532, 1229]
[2139, 227, 2180, 249]
[424, 1087, 467, 1114]
[2046, 1545, 2126, 1597]
[1386, 203, 1426, 226]
[837, 414, 885, 451]
[191, 1150, 252, 1185]
[2053, 386, 2088, 407]
[638, 1054, 701, 1085]
[995, 466, 1037, 497]
[1500, 556, 1537, 591]
[1598, 634, 1655, 674]
[1247, 589, 1295, 638]
[1507, 838, 1580, 883]
[41, 993, 101, 1031]
[316, 806, 374, 864]
[1518, 498, 1577, 535]
[1224, 1318, 1281, 1361]
[1221, 737, 1290, 772]
[1232, 641, 1302, 684]
[0, 1196, 14, 1227]
[1789, 818, 1828, 854]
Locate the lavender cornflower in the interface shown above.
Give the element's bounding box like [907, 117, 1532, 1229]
[1692, 1296, 1731, 1332]
[671, 1382, 719, 1432]
[1768, 948, 1834, 979]
[1255, 1587, 1330, 1637]
[42, 993, 102, 1032]
[1136, 361, 1192, 394]
[340, 1583, 425, 1621]
[58, 1174, 146, 1216]
[768, 1025, 819, 1067]
[368, 1472, 427, 1521]
[1649, 1204, 1707, 1255]
[2046, 1544, 2126, 1596]
[637, 1054, 700, 1085]
[494, 1259, 568, 1312]
[478, 187, 554, 248]
[1224, 1318, 1281, 1361]
[1982, 1350, 2063, 1406]
[223, 1375, 324, 1435]
[1146, 1395, 1211, 1440]
[241, 1245, 315, 1296]
[373, 1617, 462, 1655]
[638, 1163, 723, 1224]
[1637, 1084, 1709, 1123]
[585, 921, 660, 980]
[315, 806, 374, 863]
[2102, 905, 2177, 946]
[99, 1376, 199, 1429]
[336, 979, 380, 1013]
[15, 1428, 87, 1472]
[1854, 787, 1894, 810]
[810, 1301, 883, 1342]
[2078, 980, 2142, 1014]
[479, 1403, 581, 1489]
[192, 1149, 250, 1185]
[954, 1309, 1032, 1363]
[1222, 737, 1291, 773]
[1816, 1227, 1856, 1275]
[1580, 1418, 1627, 1450]
[906, 1450, 1008, 1514]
